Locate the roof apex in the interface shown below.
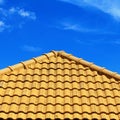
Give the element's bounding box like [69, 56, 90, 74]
[0, 50, 120, 81]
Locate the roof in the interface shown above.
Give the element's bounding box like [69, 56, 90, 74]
[0, 50, 120, 120]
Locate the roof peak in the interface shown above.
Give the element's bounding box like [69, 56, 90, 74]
[0, 50, 120, 81]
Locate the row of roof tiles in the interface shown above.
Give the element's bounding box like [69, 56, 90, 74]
[0, 96, 120, 105]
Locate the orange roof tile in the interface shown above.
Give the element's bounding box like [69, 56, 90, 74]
[0, 50, 120, 119]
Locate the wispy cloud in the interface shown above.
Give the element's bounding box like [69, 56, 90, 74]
[0, 7, 36, 32]
[59, 21, 96, 32]
[56, 20, 116, 34]
[0, 20, 9, 32]
[58, 0, 120, 20]
[9, 7, 36, 20]
[22, 45, 41, 52]
[0, 21, 5, 32]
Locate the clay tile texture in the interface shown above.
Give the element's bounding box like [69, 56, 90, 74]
[0, 50, 120, 120]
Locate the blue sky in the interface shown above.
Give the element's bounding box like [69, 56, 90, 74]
[0, 0, 120, 74]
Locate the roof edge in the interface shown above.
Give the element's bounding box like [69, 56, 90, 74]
[58, 51, 120, 81]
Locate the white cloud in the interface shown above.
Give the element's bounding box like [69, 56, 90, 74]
[61, 22, 80, 31]
[0, 20, 8, 32]
[58, 0, 120, 20]
[0, 21, 4, 26]
[9, 7, 36, 20]
[9, 7, 15, 13]
[22, 45, 41, 52]
[58, 21, 96, 33]
[55, 19, 118, 34]
[19, 9, 36, 20]
[0, 7, 36, 32]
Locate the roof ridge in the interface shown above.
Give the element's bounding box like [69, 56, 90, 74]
[58, 51, 120, 81]
[0, 50, 120, 81]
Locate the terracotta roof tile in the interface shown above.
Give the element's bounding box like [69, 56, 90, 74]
[0, 50, 120, 119]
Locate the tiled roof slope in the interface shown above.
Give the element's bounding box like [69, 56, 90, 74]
[0, 50, 120, 120]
